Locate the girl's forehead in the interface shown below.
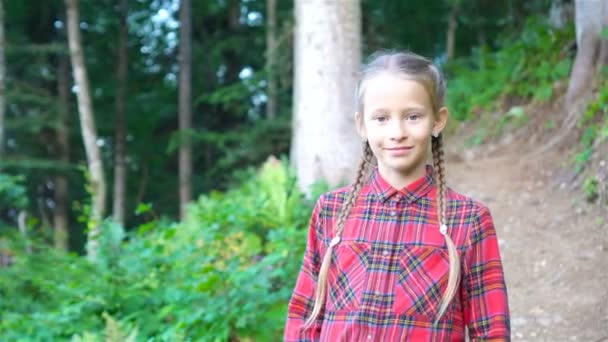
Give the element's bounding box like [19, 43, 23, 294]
[362, 73, 433, 111]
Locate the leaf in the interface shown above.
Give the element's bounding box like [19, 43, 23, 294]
[553, 59, 572, 79]
[602, 26, 608, 39]
[135, 203, 152, 216]
[507, 106, 525, 118]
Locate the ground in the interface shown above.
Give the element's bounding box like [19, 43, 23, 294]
[445, 141, 607, 341]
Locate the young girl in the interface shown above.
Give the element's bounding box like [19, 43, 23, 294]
[283, 51, 510, 341]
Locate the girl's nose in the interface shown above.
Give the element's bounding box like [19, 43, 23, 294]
[389, 120, 407, 140]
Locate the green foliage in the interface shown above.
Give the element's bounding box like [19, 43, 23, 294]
[0, 174, 29, 211]
[0, 159, 326, 340]
[573, 126, 597, 173]
[446, 16, 574, 121]
[71, 312, 139, 342]
[582, 176, 599, 203]
[465, 106, 530, 147]
[190, 117, 292, 191]
[574, 81, 608, 173]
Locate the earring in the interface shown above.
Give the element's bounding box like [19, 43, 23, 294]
[432, 132, 439, 138]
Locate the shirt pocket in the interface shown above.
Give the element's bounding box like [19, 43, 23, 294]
[393, 245, 450, 319]
[326, 241, 370, 312]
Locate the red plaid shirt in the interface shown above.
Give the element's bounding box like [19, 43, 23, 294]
[284, 164, 510, 341]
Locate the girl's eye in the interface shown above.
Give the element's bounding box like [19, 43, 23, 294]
[408, 114, 421, 120]
[375, 116, 388, 122]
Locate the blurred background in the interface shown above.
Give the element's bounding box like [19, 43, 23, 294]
[0, 0, 606, 340]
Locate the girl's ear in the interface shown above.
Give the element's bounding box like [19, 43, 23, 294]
[433, 107, 449, 135]
[354, 112, 367, 140]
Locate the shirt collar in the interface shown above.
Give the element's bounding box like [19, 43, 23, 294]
[369, 164, 435, 204]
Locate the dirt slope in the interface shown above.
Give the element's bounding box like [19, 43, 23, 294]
[445, 146, 607, 341]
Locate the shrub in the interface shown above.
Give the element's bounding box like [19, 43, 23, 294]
[0, 157, 328, 341]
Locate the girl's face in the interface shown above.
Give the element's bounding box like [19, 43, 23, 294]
[356, 72, 447, 185]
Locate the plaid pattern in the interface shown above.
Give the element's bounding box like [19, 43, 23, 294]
[284, 164, 510, 341]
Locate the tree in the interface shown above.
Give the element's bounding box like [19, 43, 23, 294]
[566, 0, 608, 115]
[446, 0, 459, 61]
[291, 0, 362, 193]
[53, 54, 70, 251]
[178, 0, 192, 220]
[0, 0, 5, 157]
[266, 0, 277, 119]
[65, 0, 106, 260]
[113, 0, 128, 226]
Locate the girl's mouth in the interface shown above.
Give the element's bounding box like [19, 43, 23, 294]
[386, 146, 414, 155]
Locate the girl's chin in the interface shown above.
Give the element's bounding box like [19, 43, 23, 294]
[382, 161, 417, 172]
[380, 156, 425, 171]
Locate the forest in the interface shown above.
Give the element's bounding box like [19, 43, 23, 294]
[0, 0, 607, 340]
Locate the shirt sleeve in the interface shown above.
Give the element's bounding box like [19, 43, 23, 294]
[283, 195, 325, 342]
[462, 203, 511, 341]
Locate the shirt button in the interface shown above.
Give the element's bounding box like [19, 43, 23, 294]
[367, 334, 373, 340]
[382, 250, 389, 256]
[390, 210, 397, 216]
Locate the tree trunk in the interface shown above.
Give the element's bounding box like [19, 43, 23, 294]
[224, 0, 241, 83]
[229, 0, 239, 30]
[54, 55, 70, 251]
[566, 0, 608, 114]
[291, 0, 362, 194]
[475, 1, 487, 49]
[135, 162, 149, 206]
[266, 0, 277, 119]
[0, 0, 5, 157]
[446, 1, 458, 61]
[113, 0, 128, 226]
[65, 0, 106, 260]
[477, 28, 487, 49]
[549, 0, 566, 29]
[178, 0, 192, 220]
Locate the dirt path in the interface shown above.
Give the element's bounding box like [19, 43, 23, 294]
[445, 148, 607, 341]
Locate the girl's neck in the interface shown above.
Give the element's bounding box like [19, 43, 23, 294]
[377, 162, 427, 190]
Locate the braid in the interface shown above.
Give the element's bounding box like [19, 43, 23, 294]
[432, 133, 461, 323]
[304, 140, 374, 328]
[432, 135, 447, 222]
[335, 141, 374, 235]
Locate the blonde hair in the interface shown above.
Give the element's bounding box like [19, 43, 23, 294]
[304, 51, 460, 327]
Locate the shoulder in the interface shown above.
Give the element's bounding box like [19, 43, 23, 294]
[443, 186, 492, 215]
[306, 186, 352, 244]
[317, 184, 353, 216]
[442, 186, 497, 235]
[324, 183, 353, 198]
[443, 187, 498, 245]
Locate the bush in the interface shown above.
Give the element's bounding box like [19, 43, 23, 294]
[0, 157, 328, 341]
[446, 16, 574, 121]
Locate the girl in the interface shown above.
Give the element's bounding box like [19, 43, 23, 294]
[283, 51, 510, 341]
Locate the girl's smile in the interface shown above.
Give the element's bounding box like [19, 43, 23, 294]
[356, 72, 443, 189]
[385, 146, 414, 156]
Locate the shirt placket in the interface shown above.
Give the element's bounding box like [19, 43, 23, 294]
[387, 196, 401, 249]
[362, 195, 403, 342]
